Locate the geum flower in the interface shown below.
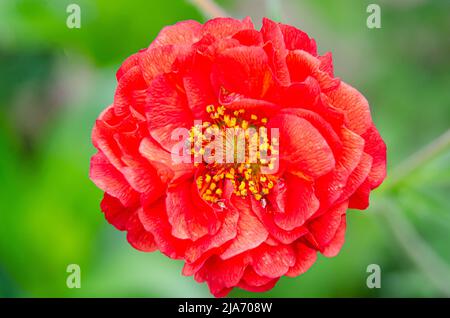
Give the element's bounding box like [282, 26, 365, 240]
[90, 17, 386, 297]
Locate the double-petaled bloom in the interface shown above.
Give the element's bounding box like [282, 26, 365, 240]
[90, 17, 386, 297]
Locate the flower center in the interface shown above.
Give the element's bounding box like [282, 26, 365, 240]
[190, 105, 279, 206]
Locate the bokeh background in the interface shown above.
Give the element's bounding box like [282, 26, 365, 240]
[1, 0, 449, 298]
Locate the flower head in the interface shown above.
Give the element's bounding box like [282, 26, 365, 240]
[90, 17, 386, 297]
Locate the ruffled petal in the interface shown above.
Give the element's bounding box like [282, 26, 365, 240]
[285, 242, 317, 277]
[268, 113, 335, 178]
[252, 244, 296, 278]
[146, 74, 194, 151]
[100, 193, 134, 231]
[220, 197, 268, 259]
[166, 180, 219, 241]
[126, 209, 158, 252]
[150, 20, 202, 48]
[307, 202, 348, 250]
[90, 151, 139, 207]
[326, 82, 372, 135]
[321, 215, 346, 257]
[212, 46, 274, 99]
[194, 253, 251, 297]
[138, 197, 188, 259]
[269, 174, 320, 231]
[202, 17, 254, 39]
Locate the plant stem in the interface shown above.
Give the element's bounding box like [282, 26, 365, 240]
[380, 200, 450, 296]
[187, 0, 228, 19]
[265, 0, 283, 21]
[382, 128, 450, 192]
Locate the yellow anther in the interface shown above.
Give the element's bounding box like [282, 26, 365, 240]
[241, 120, 249, 129]
[262, 188, 269, 195]
[254, 193, 262, 200]
[215, 188, 223, 196]
[260, 176, 267, 182]
[205, 174, 211, 183]
[209, 182, 217, 190]
[238, 181, 246, 191]
[206, 105, 215, 113]
[268, 181, 274, 189]
[196, 176, 203, 188]
[217, 106, 225, 115]
[261, 118, 268, 124]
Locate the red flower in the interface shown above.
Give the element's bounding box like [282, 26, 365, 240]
[90, 17, 386, 297]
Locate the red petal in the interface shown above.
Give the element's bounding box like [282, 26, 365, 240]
[220, 197, 269, 260]
[270, 174, 320, 231]
[185, 208, 239, 263]
[278, 22, 317, 55]
[139, 137, 194, 184]
[114, 65, 148, 117]
[361, 125, 387, 189]
[241, 267, 275, 287]
[252, 244, 296, 278]
[307, 202, 348, 249]
[251, 196, 308, 244]
[202, 17, 253, 39]
[268, 113, 335, 178]
[286, 50, 339, 91]
[348, 182, 371, 210]
[318, 52, 334, 77]
[321, 215, 346, 257]
[261, 18, 290, 85]
[116, 52, 139, 81]
[181, 52, 217, 119]
[194, 254, 251, 297]
[120, 155, 165, 205]
[166, 181, 219, 241]
[150, 20, 202, 48]
[126, 209, 158, 252]
[212, 46, 274, 98]
[327, 82, 372, 135]
[285, 242, 317, 277]
[336, 152, 373, 204]
[90, 152, 139, 207]
[232, 29, 263, 46]
[138, 45, 187, 84]
[138, 198, 188, 259]
[146, 74, 194, 152]
[315, 127, 365, 211]
[100, 193, 134, 231]
[238, 278, 278, 293]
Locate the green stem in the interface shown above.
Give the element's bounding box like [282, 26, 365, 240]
[187, 0, 227, 19]
[381, 128, 450, 193]
[379, 200, 450, 296]
[265, 0, 283, 21]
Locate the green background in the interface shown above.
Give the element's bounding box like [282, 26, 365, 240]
[0, 0, 449, 297]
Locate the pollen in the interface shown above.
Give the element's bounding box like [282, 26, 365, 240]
[189, 105, 279, 205]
